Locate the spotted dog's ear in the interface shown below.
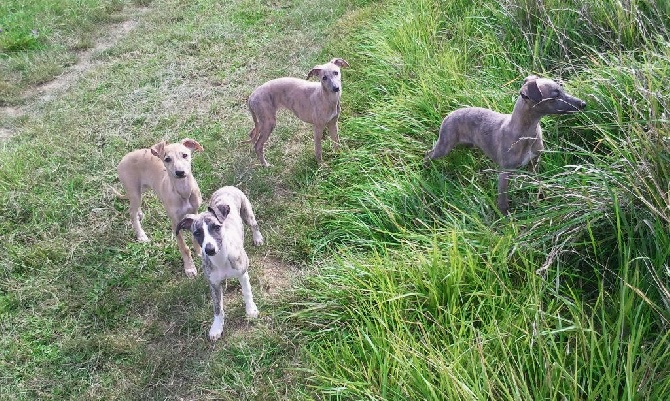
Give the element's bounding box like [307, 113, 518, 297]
[176, 214, 196, 235]
[208, 204, 230, 224]
[520, 79, 543, 103]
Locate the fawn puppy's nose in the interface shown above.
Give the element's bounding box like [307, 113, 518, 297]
[175, 170, 186, 178]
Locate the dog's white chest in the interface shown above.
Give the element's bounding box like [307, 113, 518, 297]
[205, 252, 246, 283]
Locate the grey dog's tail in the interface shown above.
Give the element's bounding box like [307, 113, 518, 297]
[108, 185, 129, 200]
[242, 126, 259, 144]
[241, 105, 260, 145]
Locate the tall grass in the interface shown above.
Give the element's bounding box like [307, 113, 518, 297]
[293, 0, 670, 398]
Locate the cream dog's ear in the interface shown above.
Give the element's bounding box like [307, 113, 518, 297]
[181, 138, 204, 152]
[150, 141, 167, 158]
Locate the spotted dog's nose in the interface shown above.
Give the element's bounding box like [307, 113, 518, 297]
[205, 243, 216, 256]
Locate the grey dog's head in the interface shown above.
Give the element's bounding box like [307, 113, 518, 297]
[520, 75, 587, 115]
[176, 204, 230, 257]
[307, 58, 350, 94]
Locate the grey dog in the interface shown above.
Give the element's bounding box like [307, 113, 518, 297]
[176, 186, 263, 341]
[247, 58, 350, 166]
[425, 75, 586, 214]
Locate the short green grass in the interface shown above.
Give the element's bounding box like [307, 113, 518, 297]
[2, 0, 669, 399]
[0, 0, 361, 399]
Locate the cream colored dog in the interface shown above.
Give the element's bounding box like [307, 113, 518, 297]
[115, 138, 203, 277]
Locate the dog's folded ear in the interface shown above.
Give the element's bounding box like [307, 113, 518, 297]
[330, 58, 350, 68]
[307, 67, 322, 80]
[520, 79, 543, 103]
[209, 204, 230, 224]
[176, 215, 196, 235]
[181, 138, 204, 152]
[150, 141, 166, 158]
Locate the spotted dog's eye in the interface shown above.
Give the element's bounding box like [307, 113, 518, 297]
[209, 223, 221, 232]
[164, 156, 172, 163]
[194, 228, 203, 236]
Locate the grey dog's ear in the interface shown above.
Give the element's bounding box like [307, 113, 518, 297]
[176, 215, 196, 235]
[208, 204, 230, 224]
[520, 79, 543, 103]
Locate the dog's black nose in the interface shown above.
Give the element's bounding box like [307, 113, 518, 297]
[332, 86, 340, 93]
[205, 243, 216, 256]
[175, 170, 186, 178]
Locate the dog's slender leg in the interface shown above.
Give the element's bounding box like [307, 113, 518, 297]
[497, 171, 511, 215]
[239, 271, 259, 318]
[128, 194, 149, 242]
[240, 198, 264, 246]
[313, 124, 326, 164]
[208, 281, 225, 341]
[529, 155, 546, 201]
[254, 118, 276, 167]
[173, 222, 197, 277]
[326, 117, 340, 152]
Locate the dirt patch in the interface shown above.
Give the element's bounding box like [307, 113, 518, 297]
[257, 254, 296, 297]
[0, 7, 150, 138]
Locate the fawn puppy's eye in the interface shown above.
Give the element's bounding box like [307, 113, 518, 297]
[164, 156, 172, 163]
[322, 76, 327, 80]
[182, 153, 188, 158]
[333, 71, 339, 76]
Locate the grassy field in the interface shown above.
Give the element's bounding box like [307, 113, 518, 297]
[2, 0, 669, 400]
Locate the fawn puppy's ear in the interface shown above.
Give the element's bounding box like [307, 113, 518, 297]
[150, 141, 166, 158]
[181, 138, 204, 152]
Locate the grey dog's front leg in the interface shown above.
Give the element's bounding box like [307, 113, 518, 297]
[208, 281, 225, 341]
[497, 171, 511, 215]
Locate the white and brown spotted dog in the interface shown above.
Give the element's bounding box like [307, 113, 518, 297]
[176, 186, 263, 341]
